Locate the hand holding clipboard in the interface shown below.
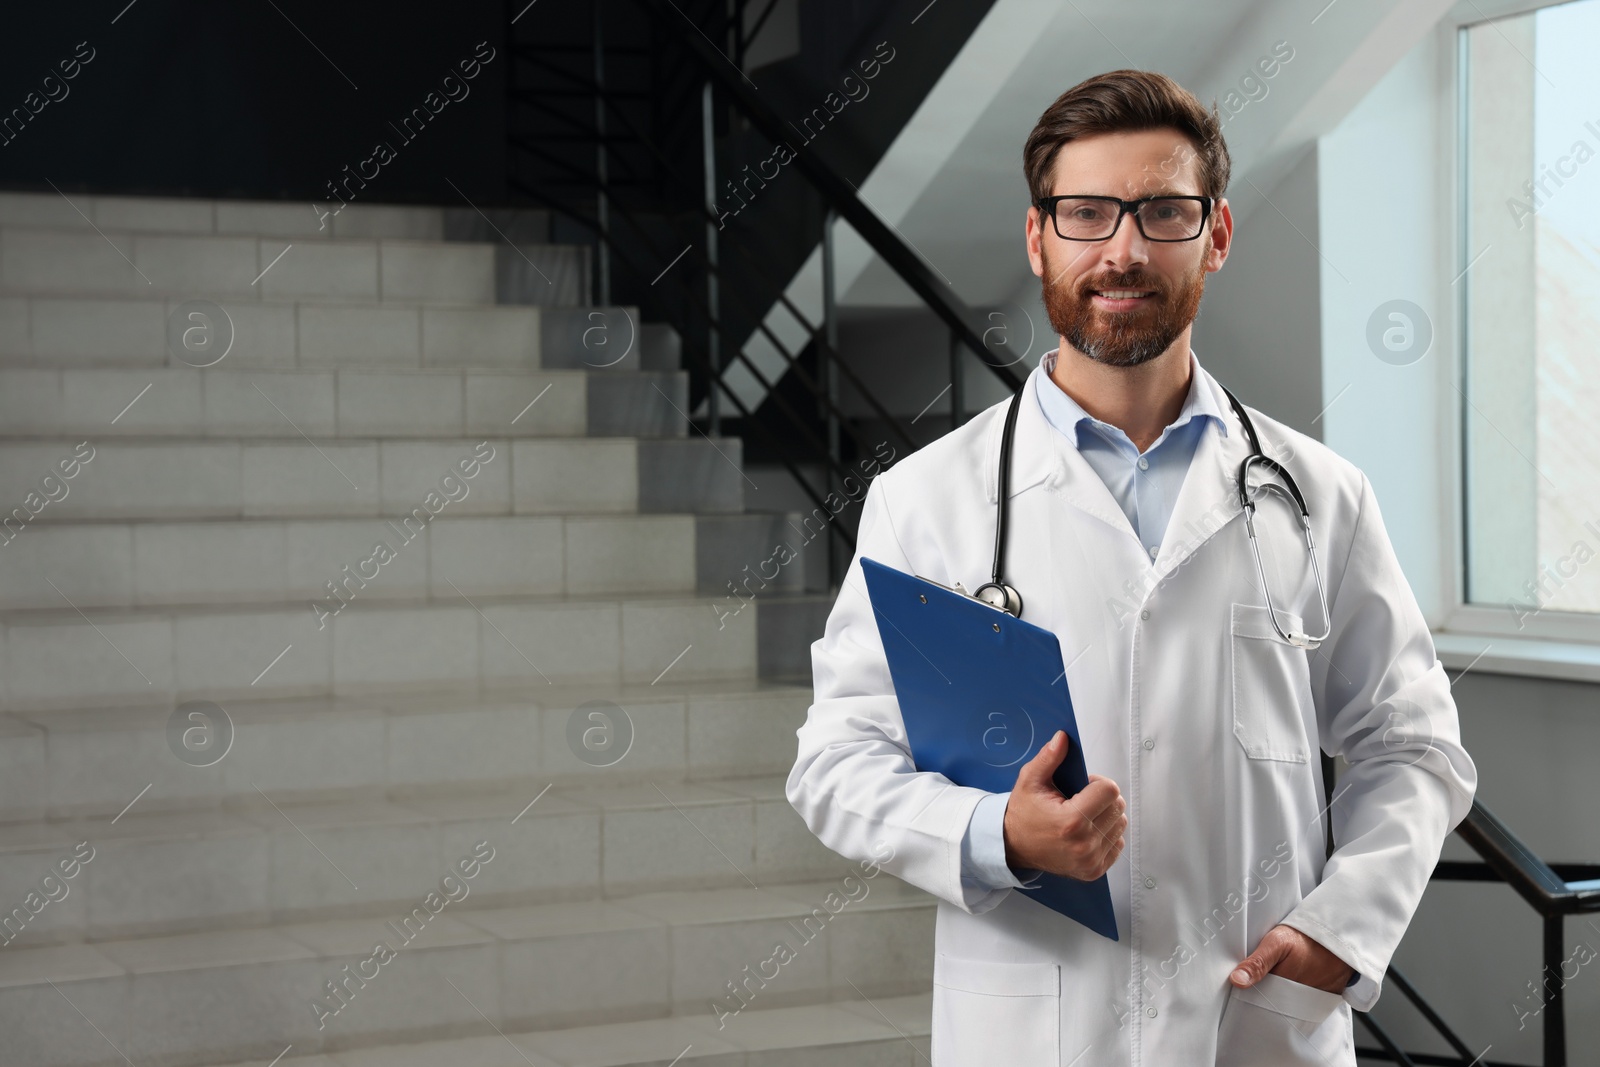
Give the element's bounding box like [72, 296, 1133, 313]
[860, 556, 1120, 941]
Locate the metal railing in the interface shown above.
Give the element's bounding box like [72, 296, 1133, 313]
[1352, 801, 1600, 1067]
[506, 0, 1020, 584]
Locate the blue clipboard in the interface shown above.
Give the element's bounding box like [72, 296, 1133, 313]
[860, 556, 1118, 941]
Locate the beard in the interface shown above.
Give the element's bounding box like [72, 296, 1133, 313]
[1040, 246, 1207, 368]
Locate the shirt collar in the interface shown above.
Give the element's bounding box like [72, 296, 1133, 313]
[1035, 347, 1228, 452]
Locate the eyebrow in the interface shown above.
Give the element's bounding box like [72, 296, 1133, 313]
[1050, 190, 1199, 199]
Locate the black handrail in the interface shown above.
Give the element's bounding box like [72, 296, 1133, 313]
[510, 51, 924, 463]
[508, 169, 895, 530]
[1352, 800, 1600, 1067]
[508, 0, 1012, 584]
[648, 0, 1024, 394]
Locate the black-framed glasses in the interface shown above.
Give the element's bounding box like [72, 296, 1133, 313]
[1035, 195, 1214, 242]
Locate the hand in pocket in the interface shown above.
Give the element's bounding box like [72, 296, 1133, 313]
[1230, 924, 1354, 994]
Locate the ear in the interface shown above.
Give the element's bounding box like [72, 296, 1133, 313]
[1026, 203, 1046, 278]
[1204, 198, 1233, 273]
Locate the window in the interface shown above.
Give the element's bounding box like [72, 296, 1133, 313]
[1461, 0, 1600, 631]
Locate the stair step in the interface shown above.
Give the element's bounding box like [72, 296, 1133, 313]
[262, 995, 934, 1067]
[0, 590, 768, 710]
[0, 436, 743, 520]
[0, 226, 507, 303]
[0, 869, 931, 1067]
[0, 681, 812, 822]
[0, 511, 807, 611]
[0, 771, 864, 944]
[0, 509, 815, 613]
[0, 193, 452, 241]
[0, 296, 673, 372]
[0, 367, 687, 440]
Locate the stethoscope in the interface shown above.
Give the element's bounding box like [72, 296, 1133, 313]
[972, 379, 1333, 650]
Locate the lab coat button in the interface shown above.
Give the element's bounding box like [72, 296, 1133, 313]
[1145, 876, 1157, 888]
[1142, 737, 1154, 750]
[1140, 609, 1150, 620]
[1146, 1006, 1157, 1017]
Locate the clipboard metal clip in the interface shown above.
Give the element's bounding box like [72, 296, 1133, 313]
[912, 573, 1009, 614]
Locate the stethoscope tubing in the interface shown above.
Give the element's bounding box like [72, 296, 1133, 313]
[978, 374, 1332, 649]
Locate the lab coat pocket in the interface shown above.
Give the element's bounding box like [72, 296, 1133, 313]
[932, 953, 1059, 1066]
[1216, 973, 1353, 1066]
[1230, 603, 1314, 763]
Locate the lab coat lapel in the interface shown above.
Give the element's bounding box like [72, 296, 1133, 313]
[983, 366, 1064, 505]
[1154, 364, 1249, 569]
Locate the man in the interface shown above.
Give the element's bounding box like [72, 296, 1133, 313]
[786, 69, 1476, 1065]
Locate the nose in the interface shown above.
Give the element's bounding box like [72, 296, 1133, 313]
[1099, 209, 1151, 273]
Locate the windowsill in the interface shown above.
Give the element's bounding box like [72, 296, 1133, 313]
[1433, 630, 1600, 685]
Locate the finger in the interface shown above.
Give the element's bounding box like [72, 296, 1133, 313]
[1090, 797, 1128, 841]
[1014, 731, 1069, 792]
[1091, 835, 1125, 878]
[1066, 777, 1122, 821]
[1231, 926, 1291, 987]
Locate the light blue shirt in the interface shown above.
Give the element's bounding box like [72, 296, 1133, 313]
[959, 348, 1226, 890]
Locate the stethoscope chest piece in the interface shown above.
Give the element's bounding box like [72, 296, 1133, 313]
[973, 580, 1023, 618]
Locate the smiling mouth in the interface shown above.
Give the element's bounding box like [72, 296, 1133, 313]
[1089, 289, 1157, 308]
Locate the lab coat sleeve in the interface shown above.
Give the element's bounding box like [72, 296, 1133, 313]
[1280, 469, 1478, 1013]
[786, 472, 1022, 914]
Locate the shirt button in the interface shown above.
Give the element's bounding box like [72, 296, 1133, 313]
[1146, 1006, 1158, 1018]
[1148, 545, 1158, 558]
[1137, 457, 1149, 470]
[1143, 737, 1155, 750]
[1140, 609, 1150, 620]
[1145, 876, 1157, 888]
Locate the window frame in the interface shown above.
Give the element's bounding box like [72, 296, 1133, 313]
[1437, 0, 1600, 649]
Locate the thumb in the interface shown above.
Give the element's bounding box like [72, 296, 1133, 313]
[1231, 928, 1290, 988]
[1016, 730, 1069, 792]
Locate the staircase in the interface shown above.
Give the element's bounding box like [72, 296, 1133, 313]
[0, 192, 933, 1067]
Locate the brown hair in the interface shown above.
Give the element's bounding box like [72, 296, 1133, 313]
[1022, 69, 1230, 205]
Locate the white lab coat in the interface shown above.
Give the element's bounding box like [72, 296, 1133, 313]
[786, 356, 1477, 1066]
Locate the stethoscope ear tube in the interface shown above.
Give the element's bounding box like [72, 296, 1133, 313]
[976, 385, 1029, 619]
[1219, 385, 1332, 649]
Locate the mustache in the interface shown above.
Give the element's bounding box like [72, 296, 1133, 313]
[1077, 271, 1166, 298]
